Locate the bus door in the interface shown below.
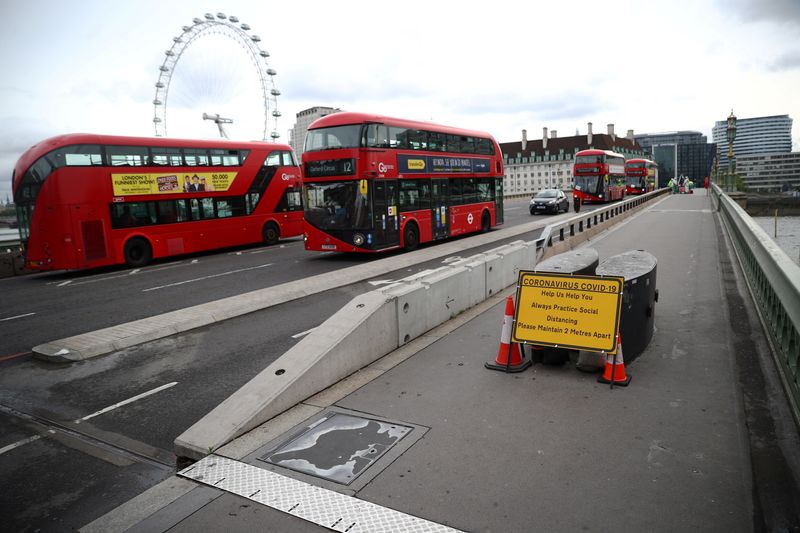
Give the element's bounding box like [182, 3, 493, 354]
[431, 178, 449, 240]
[494, 178, 504, 225]
[373, 180, 399, 248]
[71, 203, 109, 266]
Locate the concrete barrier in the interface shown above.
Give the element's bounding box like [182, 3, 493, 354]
[174, 190, 667, 459]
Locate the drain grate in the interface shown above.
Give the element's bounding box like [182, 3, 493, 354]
[259, 412, 412, 485]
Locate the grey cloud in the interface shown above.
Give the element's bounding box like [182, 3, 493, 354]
[723, 0, 800, 29]
[454, 91, 607, 123]
[769, 50, 800, 71]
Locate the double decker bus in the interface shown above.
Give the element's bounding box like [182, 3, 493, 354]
[624, 158, 658, 195]
[12, 134, 303, 270]
[572, 149, 626, 204]
[301, 112, 504, 253]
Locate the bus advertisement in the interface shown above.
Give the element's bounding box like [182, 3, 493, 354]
[624, 158, 658, 195]
[12, 134, 303, 270]
[301, 112, 505, 253]
[572, 149, 626, 204]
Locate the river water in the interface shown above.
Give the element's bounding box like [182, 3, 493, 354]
[752, 216, 800, 266]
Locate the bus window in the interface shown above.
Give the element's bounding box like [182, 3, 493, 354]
[107, 146, 148, 167]
[428, 132, 446, 152]
[363, 124, 389, 149]
[388, 127, 409, 149]
[281, 151, 297, 166]
[407, 130, 428, 150]
[62, 145, 104, 166]
[265, 151, 281, 167]
[184, 149, 209, 166]
[151, 147, 183, 166]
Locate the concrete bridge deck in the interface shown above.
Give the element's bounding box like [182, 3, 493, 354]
[83, 190, 800, 532]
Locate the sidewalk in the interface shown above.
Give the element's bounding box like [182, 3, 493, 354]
[85, 190, 799, 532]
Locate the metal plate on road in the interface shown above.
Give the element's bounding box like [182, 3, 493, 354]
[259, 412, 412, 485]
[512, 272, 623, 353]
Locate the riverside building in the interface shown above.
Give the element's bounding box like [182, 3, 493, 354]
[500, 123, 645, 196]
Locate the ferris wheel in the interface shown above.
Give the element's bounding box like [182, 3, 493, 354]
[152, 12, 281, 141]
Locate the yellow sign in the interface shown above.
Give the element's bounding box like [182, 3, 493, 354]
[407, 159, 426, 170]
[359, 179, 369, 196]
[111, 172, 236, 196]
[512, 272, 623, 353]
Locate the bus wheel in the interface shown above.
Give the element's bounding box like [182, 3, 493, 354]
[123, 237, 152, 268]
[403, 222, 419, 252]
[262, 222, 280, 245]
[481, 211, 491, 233]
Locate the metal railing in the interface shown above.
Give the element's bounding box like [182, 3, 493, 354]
[533, 187, 669, 263]
[712, 184, 800, 424]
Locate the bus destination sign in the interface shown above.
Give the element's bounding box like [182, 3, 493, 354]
[512, 272, 624, 353]
[304, 158, 355, 178]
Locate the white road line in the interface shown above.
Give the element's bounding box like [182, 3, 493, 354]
[142, 263, 274, 292]
[129, 269, 140, 275]
[57, 280, 73, 287]
[0, 312, 36, 322]
[0, 431, 55, 456]
[291, 327, 317, 339]
[505, 207, 521, 211]
[77, 382, 178, 423]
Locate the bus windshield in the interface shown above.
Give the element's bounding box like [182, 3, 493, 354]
[627, 162, 645, 169]
[304, 125, 362, 152]
[575, 155, 602, 165]
[304, 181, 370, 230]
[574, 176, 602, 195]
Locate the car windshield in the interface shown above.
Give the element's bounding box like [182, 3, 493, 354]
[535, 190, 558, 198]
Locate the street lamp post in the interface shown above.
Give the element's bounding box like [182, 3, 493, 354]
[726, 110, 737, 192]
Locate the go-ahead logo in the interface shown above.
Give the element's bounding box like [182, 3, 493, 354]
[378, 162, 396, 173]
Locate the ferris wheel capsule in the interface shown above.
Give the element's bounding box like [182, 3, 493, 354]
[204, 13, 214, 20]
[216, 12, 227, 19]
[229, 16, 239, 23]
[241, 23, 250, 30]
[260, 50, 270, 58]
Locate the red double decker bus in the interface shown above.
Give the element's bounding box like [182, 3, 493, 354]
[624, 158, 658, 195]
[12, 134, 303, 270]
[301, 112, 504, 253]
[572, 149, 626, 204]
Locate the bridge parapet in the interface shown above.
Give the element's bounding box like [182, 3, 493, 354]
[713, 184, 800, 426]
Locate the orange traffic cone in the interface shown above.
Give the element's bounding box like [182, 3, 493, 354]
[485, 296, 532, 373]
[597, 332, 631, 387]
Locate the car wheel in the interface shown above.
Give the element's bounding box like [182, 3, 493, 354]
[530, 208, 536, 215]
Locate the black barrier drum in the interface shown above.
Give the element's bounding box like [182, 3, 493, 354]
[595, 250, 658, 363]
[532, 248, 600, 364]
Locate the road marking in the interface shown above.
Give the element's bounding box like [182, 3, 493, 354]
[505, 207, 521, 211]
[0, 351, 32, 362]
[191, 259, 198, 264]
[142, 263, 273, 292]
[0, 431, 55, 456]
[129, 269, 140, 275]
[291, 327, 317, 339]
[76, 382, 178, 423]
[367, 279, 395, 286]
[0, 312, 36, 322]
[57, 280, 73, 287]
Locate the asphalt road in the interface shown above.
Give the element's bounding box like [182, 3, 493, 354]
[0, 195, 600, 532]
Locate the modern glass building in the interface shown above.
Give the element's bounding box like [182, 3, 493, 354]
[634, 131, 716, 187]
[712, 114, 793, 168]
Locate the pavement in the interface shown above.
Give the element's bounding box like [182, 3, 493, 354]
[83, 190, 800, 533]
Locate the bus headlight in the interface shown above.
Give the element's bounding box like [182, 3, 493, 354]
[353, 233, 365, 246]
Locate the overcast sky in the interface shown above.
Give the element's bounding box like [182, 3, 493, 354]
[2, 0, 799, 202]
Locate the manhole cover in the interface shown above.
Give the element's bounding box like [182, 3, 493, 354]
[259, 412, 412, 485]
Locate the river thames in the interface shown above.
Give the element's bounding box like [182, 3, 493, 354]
[753, 216, 800, 266]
